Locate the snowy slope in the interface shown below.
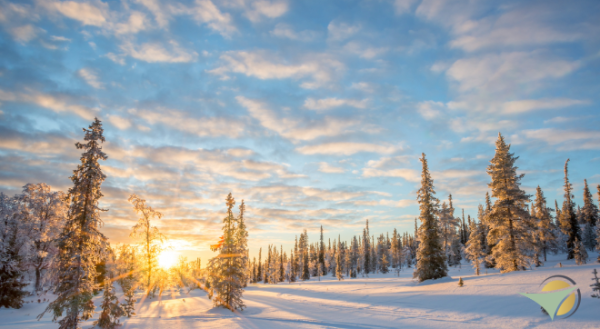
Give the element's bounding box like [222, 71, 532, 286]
[2, 252, 599, 329]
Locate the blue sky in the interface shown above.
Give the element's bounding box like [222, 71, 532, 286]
[1, 0, 599, 262]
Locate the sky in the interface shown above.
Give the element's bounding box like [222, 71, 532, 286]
[0, 0, 599, 264]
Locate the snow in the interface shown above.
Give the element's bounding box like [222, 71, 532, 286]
[2, 252, 599, 328]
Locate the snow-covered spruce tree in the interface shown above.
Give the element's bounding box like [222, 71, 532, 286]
[0, 193, 28, 308]
[122, 280, 136, 318]
[19, 183, 67, 294]
[335, 239, 344, 281]
[93, 278, 124, 329]
[559, 160, 581, 260]
[532, 186, 556, 263]
[380, 252, 389, 274]
[128, 194, 165, 297]
[464, 219, 485, 275]
[597, 185, 600, 262]
[206, 193, 246, 311]
[485, 133, 533, 273]
[438, 196, 460, 266]
[302, 246, 310, 281]
[573, 238, 588, 265]
[236, 200, 249, 287]
[413, 153, 447, 282]
[363, 220, 370, 276]
[591, 269, 600, 298]
[581, 180, 598, 250]
[39, 118, 109, 328]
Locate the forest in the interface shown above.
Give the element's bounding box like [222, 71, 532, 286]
[1, 118, 599, 329]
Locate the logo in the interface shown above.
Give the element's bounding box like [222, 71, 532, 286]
[520, 275, 581, 321]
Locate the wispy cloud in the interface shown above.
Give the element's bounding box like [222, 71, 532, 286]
[78, 68, 104, 89]
[210, 50, 343, 89]
[304, 97, 368, 111]
[298, 142, 401, 156]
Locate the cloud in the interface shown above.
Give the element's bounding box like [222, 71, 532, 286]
[343, 41, 388, 59]
[297, 142, 401, 156]
[417, 101, 445, 120]
[50, 0, 109, 27]
[120, 40, 198, 63]
[361, 167, 420, 182]
[188, 0, 237, 36]
[136, 108, 245, 138]
[303, 97, 368, 111]
[318, 162, 345, 174]
[366, 155, 412, 170]
[210, 50, 343, 89]
[114, 11, 148, 35]
[501, 98, 589, 114]
[447, 52, 580, 95]
[245, 0, 288, 22]
[0, 89, 97, 120]
[106, 144, 303, 182]
[108, 115, 131, 130]
[352, 199, 416, 207]
[521, 128, 600, 150]
[134, 0, 170, 28]
[446, 4, 584, 52]
[10, 24, 37, 43]
[270, 23, 317, 41]
[237, 96, 366, 141]
[226, 148, 255, 157]
[394, 0, 418, 15]
[327, 21, 361, 41]
[78, 68, 104, 89]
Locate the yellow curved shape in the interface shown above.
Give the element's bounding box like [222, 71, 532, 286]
[557, 292, 575, 315]
[542, 280, 570, 292]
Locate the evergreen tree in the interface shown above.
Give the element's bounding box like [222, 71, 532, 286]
[39, 118, 109, 328]
[363, 220, 370, 275]
[236, 201, 249, 286]
[559, 159, 581, 260]
[257, 248, 262, 283]
[591, 269, 600, 299]
[128, 194, 165, 297]
[335, 239, 344, 281]
[380, 253, 389, 274]
[485, 133, 533, 273]
[413, 153, 447, 282]
[122, 282, 136, 318]
[319, 225, 326, 275]
[206, 193, 246, 311]
[484, 192, 496, 268]
[581, 180, 598, 250]
[464, 220, 485, 276]
[0, 193, 27, 308]
[302, 245, 310, 281]
[532, 186, 556, 263]
[93, 278, 124, 329]
[573, 238, 588, 265]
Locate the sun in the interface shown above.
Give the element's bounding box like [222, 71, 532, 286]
[158, 250, 179, 269]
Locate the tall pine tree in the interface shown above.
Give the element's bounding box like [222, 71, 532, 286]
[532, 186, 555, 263]
[485, 133, 532, 273]
[40, 118, 109, 328]
[206, 193, 246, 311]
[413, 153, 447, 282]
[559, 159, 581, 260]
[0, 193, 27, 308]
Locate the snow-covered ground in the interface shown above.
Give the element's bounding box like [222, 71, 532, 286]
[2, 253, 599, 329]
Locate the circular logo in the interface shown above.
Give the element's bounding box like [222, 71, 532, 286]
[520, 275, 581, 321]
[539, 275, 581, 320]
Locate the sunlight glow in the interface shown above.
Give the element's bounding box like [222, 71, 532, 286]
[158, 250, 179, 269]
